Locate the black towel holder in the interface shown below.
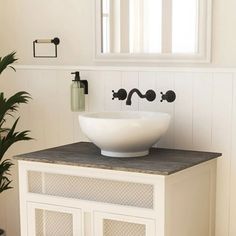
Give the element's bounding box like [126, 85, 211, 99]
[33, 37, 60, 58]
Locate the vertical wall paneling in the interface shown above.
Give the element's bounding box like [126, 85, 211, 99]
[212, 73, 233, 236]
[192, 73, 213, 151]
[38, 70, 61, 148]
[25, 70, 48, 151]
[87, 71, 105, 112]
[173, 72, 194, 150]
[55, 70, 75, 145]
[229, 73, 236, 236]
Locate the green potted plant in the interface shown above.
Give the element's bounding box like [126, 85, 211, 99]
[0, 52, 32, 236]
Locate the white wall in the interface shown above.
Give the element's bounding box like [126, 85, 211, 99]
[1, 0, 236, 67]
[0, 67, 236, 236]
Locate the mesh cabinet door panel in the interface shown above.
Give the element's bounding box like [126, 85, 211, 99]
[35, 209, 73, 236]
[28, 203, 82, 236]
[104, 219, 146, 236]
[28, 171, 154, 209]
[94, 212, 155, 236]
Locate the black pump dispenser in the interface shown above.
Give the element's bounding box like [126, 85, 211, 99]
[70, 71, 89, 112]
[72, 71, 81, 82]
[71, 71, 88, 94]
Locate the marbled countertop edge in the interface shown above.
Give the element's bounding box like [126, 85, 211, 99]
[14, 142, 222, 176]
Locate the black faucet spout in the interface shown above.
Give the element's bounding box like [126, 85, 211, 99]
[126, 89, 145, 105]
[126, 88, 156, 105]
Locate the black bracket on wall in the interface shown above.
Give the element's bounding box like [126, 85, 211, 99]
[33, 37, 60, 58]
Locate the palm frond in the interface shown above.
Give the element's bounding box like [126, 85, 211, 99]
[0, 52, 32, 194]
[0, 159, 13, 176]
[0, 159, 14, 193]
[0, 128, 10, 133]
[0, 179, 13, 193]
[0, 52, 18, 75]
[0, 118, 32, 160]
[0, 91, 31, 129]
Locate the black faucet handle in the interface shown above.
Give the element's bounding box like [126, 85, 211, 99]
[146, 90, 156, 102]
[112, 89, 127, 100]
[161, 90, 176, 103]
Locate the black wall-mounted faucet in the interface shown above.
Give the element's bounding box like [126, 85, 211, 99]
[112, 88, 176, 105]
[112, 88, 156, 105]
[126, 89, 156, 105]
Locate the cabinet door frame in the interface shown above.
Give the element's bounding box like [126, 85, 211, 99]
[27, 202, 82, 236]
[94, 211, 155, 236]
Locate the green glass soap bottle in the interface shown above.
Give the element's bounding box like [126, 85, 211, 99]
[71, 71, 88, 112]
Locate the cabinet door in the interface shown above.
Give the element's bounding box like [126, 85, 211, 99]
[27, 202, 82, 236]
[94, 212, 155, 236]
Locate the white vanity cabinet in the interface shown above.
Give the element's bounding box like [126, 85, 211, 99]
[18, 157, 217, 236]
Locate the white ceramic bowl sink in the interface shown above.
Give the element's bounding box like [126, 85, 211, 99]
[79, 111, 170, 158]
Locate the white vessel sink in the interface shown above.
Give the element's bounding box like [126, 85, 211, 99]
[79, 111, 170, 158]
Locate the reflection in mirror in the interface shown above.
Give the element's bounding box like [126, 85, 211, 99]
[101, 0, 199, 55]
[102, 0, 162, 54]
[172, 0, 198, 53]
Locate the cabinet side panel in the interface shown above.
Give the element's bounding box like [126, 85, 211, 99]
[165, 161, 216, 236]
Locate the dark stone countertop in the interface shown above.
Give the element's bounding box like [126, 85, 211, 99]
[14, 142, 221, 176]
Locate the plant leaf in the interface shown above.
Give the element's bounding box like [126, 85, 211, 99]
[0, 159, 14, 193]
[0, 52, 18, 75]
[0, 52, 32, 194]
[0, 91, 31, 129]
[0, 118, 32, 160]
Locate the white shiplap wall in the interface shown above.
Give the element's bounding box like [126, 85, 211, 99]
[0, 67, 235, 236]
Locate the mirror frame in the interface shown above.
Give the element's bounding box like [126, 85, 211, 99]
[94, 0, 212, 63]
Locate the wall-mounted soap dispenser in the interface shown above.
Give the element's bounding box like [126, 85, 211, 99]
[70, 71, 88, 112]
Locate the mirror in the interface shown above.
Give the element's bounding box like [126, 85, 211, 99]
[95, 0, 212, 62]
[102, 0, 162, 54]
